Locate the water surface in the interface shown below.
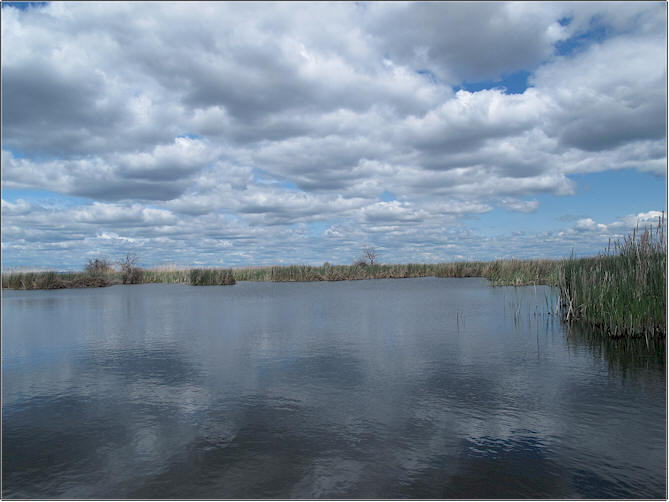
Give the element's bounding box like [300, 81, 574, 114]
[2, 278, 665, 498]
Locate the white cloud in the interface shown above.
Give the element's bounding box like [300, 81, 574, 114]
[1, 2, 665, 269]
[532, 35, 666, 152]
[74, 202, 177, 226]
[497, 198, 539, 213]
[117, 137, 218, 181]
[360, 201, 428, 224]
[1, 198, 33, 216]
[559, 211, 666, 245]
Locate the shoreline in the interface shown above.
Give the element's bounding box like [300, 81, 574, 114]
[2, 259, 558, 290]
[3, 250, 665, 340]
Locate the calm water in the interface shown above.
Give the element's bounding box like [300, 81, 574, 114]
[2, 278, 666, 498]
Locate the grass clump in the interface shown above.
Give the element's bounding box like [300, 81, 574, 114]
[1, 270, 110, 289]
[486, 259, 562, 286]
[141, 267, 191, 284]
[1, 271, 65, 290]
[230, 261, 547, 283]
[1, 265, 237, 289]
[188, 268, 236, 286]
[558, 218, 666, 339]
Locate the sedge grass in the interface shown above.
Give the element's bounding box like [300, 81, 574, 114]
[558, 218, 666, 339]
[229, 260, 561, 284]
[1, 271, 111, 289]
[2, 267, 235, 288]
[188, 268, 236, 286]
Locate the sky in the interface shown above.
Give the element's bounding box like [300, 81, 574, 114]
[1, 1, 666, 271]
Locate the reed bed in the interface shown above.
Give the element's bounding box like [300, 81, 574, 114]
[189, 268, 236, 286]
[558, 220, 666, 339]
[2, 267, 235, 288]
[1, 271, 111, 289]
[485, 258, 562, 286]
[141, 268, 191, 284]
[231, 261, 498, 282]
[230, 260, 565, 284]
[2, 260, 553, 290]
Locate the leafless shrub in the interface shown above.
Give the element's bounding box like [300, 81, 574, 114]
[85, 257, 113, 276]
[117, 253, 143, 284]
[364, 247, 378, 265]
[355, 246, 378, 266]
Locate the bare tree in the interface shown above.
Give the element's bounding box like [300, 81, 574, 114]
[117, 252, 143, 284]
[363, 246, 378, 265]
[354, 246, 378, 267]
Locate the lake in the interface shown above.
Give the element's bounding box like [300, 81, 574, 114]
[2, 278, 665, 498]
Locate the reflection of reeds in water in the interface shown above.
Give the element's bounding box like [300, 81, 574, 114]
[565, 322, 665, 372]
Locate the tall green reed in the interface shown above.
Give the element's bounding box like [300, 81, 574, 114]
[558, 215, 666, 339]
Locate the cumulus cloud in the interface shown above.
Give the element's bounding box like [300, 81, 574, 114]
[364, 2, 570, 83]
[116, 137, 218, 182]
[1, 1, 665, 269]
[73, 202, 177, 226]
[557, 211, 666, 249]
[1, 198, 33, 216]
[573, 218, 607, 232]
[532, 35, 666, 152]
[360, 201, 428, 224]
[497, 198, 539, 214]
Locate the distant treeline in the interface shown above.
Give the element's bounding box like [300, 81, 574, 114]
[2, 218, 666, 340]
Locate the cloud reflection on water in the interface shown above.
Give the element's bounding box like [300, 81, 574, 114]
[2, 280, 665, 498]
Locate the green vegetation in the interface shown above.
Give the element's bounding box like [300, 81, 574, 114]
[3, 260, 547, 290]
[1, 270, 111, 289]
[141, 267, 191, 284]
[2, 264, 235, 289]
[117, 253, 144, 285]
[558, 221, 666, 340]
[189, 268, 235, 286]
[485, 258, 562, 286]
[233, 261, 494, 282]
[2, 219, 665, 339]
[231, 259, 568, 285]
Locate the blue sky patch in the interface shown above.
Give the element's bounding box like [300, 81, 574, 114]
[555, 23, 608, 56]
[470, 169, 666, 243]
[2, 188, 88, 206]
[455, 70, 531, 95]
[306, 221, 329, 236]
[2, 2, 48, 10]
[379, 190, 396, 202]
[177, 133, 203, 140]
